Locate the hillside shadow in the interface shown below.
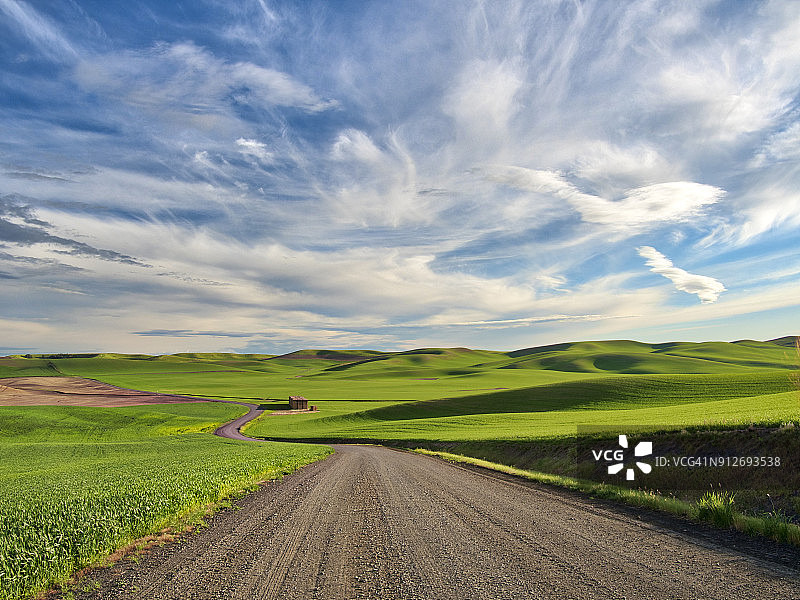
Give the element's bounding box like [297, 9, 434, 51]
[321, 349, 448, 373]
[351, 372, 795, 423]
[506, 343, 576, 358]
[257, 402, 290, 411]
[354, 380, 618, 422]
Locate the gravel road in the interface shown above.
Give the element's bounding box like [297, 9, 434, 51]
[64, 444, 800, 600]
[212, 401, 264, 441]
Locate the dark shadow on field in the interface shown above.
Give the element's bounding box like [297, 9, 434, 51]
[175, 394, 285, 403]
[504, 353, 649, 373]
[320, 349, 451, 372]
[350, 373, 795, 421]
[255, 402, 288, 410]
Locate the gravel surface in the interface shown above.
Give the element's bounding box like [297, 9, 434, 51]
[60, 445, 800, 600]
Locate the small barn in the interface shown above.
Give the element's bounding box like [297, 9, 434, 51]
[288, 395, 308, 410]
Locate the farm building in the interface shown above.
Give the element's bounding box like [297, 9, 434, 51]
[288, 395, 308, 410]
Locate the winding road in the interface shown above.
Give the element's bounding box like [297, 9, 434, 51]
[212, 400, 265, 441]
[63, 443, 800, 600]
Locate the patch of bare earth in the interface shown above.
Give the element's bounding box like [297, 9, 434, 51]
[0, 377, 205, 407]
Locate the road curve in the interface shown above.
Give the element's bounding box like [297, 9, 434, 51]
[212, 401, 265, 441]
[60, 444, 800, 600]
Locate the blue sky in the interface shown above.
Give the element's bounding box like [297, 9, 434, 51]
[1, 0, 799, 354]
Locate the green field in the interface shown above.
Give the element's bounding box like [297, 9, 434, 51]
[2, 337, 798, 599]
[5, 340, 798, 444]
[0, 403, 331, 600]
[244, 382, 799, 442]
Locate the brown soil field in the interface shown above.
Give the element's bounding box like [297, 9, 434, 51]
[0, 377, 205, 407]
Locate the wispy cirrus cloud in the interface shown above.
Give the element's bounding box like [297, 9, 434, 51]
[0, 195, 147, 266]
[236, 138, 274, 163]
[0, 0, 77, 61]
[72, 41, 336, 138]
[326, 129, 429, 228]
[133, 329, 271, 338]
[752, 123, 800, 167]
[442, 59, 523, 149]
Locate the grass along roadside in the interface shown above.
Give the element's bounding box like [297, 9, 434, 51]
[0, 404, 332, 600]
[415, 449, 800, 546]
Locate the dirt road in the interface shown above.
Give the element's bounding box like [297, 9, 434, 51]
[212, 401, 264, 441]
[62, 444, 800, 600]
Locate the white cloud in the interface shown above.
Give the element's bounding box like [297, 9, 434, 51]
[735, 185, 800, 244]
[236, 138, 273, 163]
[0, 0, 77, 60]
[331, 129, 384, 163]
[16, 209, 663, 343]
[655, 64, 775, 141]
[701, 164, 800, 245]
[535, 274, 567, 291]
[256, 0, 278, 23]
[752, 122, 800, 166]
[24, 211, 536, 317]
[442, 59, 523, 145]
[326, 130, 432, 227]
[571, 141, 677, 193]
[486, 166, 724, 232]
[407, 313, 623, 330]
[0, 317, 52, 338]
[0, 167, 249, 215]
[193, 151, 213, 168]
[604, 183, 724, 227]
[3, 1, 800, 353]
[73, 41, 335, 122]
[637, 246, 726, 304]
[645, 3, 800, 145]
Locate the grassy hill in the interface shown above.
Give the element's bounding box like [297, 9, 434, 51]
[242, 371, 797, 442]
[4, 338, 795, 379]
[1, 339, 794, 414]
[0, 357, 61, 378]
[499, 339, 798, 373]
[231, 338, 797, 443]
